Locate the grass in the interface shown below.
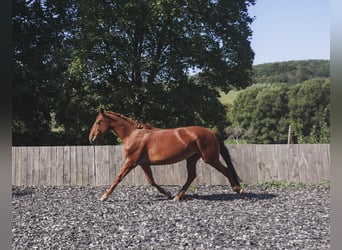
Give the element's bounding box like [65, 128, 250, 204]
[183, 181, 330, 195]
[218, 89, 242, 106]
[242, 180, 331, 189]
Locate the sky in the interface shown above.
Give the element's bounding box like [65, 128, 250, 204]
[248, 0, 330, 65]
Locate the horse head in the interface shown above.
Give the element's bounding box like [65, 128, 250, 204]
[89, 108, 112, 144]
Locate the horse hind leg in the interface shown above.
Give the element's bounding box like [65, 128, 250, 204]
[207, 159, 243, 194]
[141, 165, 172, 199]
[174, 154, 200, 201]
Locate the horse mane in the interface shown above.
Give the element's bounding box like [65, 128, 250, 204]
[104, 111, 154, 129]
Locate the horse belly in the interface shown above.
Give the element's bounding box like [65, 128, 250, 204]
[147, 141, 197, 165]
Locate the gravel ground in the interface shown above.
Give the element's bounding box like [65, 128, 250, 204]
[12, 184, 330, 250]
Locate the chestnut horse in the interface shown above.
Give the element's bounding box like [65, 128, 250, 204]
[89, 109, 243, 201]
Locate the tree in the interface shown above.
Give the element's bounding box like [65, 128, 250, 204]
[12, 0, 75, 145]
[231, 84, 289, 144]
[13, 0, 256, 145]
[252, 84, 289, 143]
[288, 78, 330, 143]
[229, 78, 330, 144]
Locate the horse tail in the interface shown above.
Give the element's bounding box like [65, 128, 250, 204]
[216, 134, 242, 184]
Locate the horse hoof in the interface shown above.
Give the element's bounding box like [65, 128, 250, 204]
[173, 196, 181, 202]
[100, 194, 108, 202]
[232, 186, 244, 195]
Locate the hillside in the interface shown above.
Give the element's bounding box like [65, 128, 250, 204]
[252, 59, 330, 84]
[219, 59, 330, 105]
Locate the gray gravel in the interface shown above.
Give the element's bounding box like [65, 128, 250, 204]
[12, 184, 330, 249]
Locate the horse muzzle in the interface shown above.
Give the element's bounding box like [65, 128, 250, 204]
[89, 135, 97, 144]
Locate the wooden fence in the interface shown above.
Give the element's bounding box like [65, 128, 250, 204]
[12, 144, 330, 186]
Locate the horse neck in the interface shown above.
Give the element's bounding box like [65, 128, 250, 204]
[107, 113, 137, 141]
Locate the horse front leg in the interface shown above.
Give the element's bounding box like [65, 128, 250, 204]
[141, 165, 172, 199]
[100, 161, 136, 201]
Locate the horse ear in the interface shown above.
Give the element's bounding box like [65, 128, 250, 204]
[99, 108, 105, 114]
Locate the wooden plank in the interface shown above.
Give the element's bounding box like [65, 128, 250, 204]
[45, 147, 51, 186]
[38, 147, 49, 186]
[63, 146, 71, 185]
[314, 144, 325, 182]
[94, 146, 102, 185]
[255, 145, 264, 183]
[76, 146, 83, 185]
[50, 146, 57, 186]
[150, 164, 160, 186]
[108, 146, 116, 185]
[94, 146, 100, 185]
[40, 147, 48, 186]
[166, 164, 176, 186]
[156, 164, 169, 186]
[14, 147, 19, 185]
[248, 145, 258, 184]
[94, 146, 111, 185]
[12, 147, 16, 185]
[239, 144, 257, 184]
[16, 147, 22, 185]
[70, 146, 77, 185]
[269, 145, 278, 181]
[309, 144, 318, 182]
[297, 144, 316, 183]
[105, 146, 111, 185]
[164, 164, 175, 186]
[157, 164, 167, 186]
[89, 146, 96, 185]
[256, 145, 276, 183]
[195, 158, 204, 185]
[172, 160, 187, 186]
[237, 144, 246, 183]
[32, 147, 40, 186]
[287, 144, 300, 182]
[321, 144, 330, 181]
[199, 159, 211, 186]
[56, 147, 64, 186]
[275, 144, 289, 182]
[82, 146, 94, 185]
[19, 147, 28, 186]
[26, 147, 34, 186]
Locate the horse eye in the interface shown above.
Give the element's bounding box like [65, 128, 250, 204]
[96, 120, 102, 125]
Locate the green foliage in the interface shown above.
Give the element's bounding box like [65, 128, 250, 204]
[12, 0, 76, 145]
[229, 78, 330, 144]
[288, 78, 330, 143]
[231, 84, 290, 144]
[223, 60, 330, 144]
[253, 180, 330, 189]
[12, 0, 255, 145]
[218, 89, 242, 106]
[252, 60, 330, 84]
